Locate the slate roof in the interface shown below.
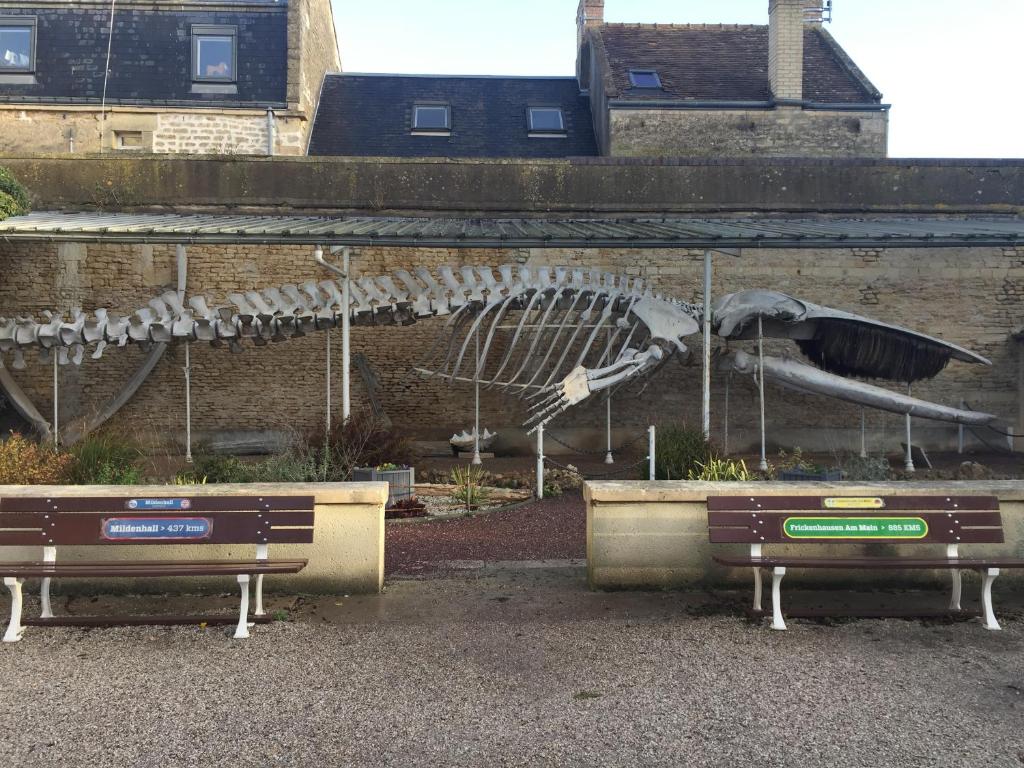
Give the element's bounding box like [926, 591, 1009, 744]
[0, 5, 287, 107]
[593, 24, 882, 105]
[308, 74, 599, 158]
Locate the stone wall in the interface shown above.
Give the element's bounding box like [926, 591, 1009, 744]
[0, 239, 1019, 455]
[0, 107, 308, 155]
[609, 107, 888, 158]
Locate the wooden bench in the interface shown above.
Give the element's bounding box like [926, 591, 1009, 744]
[708, 494, 1024, 631]
[0, 494, 315, 642]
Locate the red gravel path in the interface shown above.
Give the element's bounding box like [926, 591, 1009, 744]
[386, 493, 585, 576]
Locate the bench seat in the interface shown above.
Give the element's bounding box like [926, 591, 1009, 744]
[0, 559, 308, 578]
[715, 556, 1024, 570]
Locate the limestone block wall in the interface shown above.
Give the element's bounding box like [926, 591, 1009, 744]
[287, 0, 341, 124]
[585, 480, 1024, 589]
[0, 482, 388, 594]
[609, 107, 888, 158]
[0, 240, 1019, 454]
[0, 107, 308, 156]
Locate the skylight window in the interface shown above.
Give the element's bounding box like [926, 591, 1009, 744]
[192, 25, 237, 82]
[412, 104, 451, 133]
[628, 70, 662, 89]
[528, 107, 566, 135]
[0, 17, 35, 73]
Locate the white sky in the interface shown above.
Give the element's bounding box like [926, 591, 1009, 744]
[331, 0, 1024, 158]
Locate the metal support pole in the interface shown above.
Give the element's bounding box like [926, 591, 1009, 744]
[342, 248, 351, 422]
[957, 398, 965, 455]
[905, 383, 915, 473]
[723, 372, 730, 456]
[702, 250, 712, 443]
[757, 316, 768, 472]
[648, 425, 656, 480]
[860, 409, 868, 459]
[472, 328, 481, 466]
[52, 353, 58, 449]
[326, 329, 332, 439]
[536, 425, 545, 500]
[604, 396, 614, 465]
[184, 342, 192, 463]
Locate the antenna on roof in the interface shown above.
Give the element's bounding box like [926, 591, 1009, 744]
[804, 1, 833, 24]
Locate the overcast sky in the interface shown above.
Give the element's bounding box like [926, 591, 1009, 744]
[331, 0, 1023, 159]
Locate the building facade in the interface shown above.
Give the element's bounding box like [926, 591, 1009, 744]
[0, 0, 339, 155]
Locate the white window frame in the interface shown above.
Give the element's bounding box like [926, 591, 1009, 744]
[192, 24, 237, 83]
[0, 16, 36, 74]
[527, 107, 566, 136]
[412, 104, 452, 134]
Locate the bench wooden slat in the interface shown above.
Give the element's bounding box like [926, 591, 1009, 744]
[0, 559, 309, 578]
[708, 495, 999, 511]
[0, 495, 316, 513]
[714, 555, 1024, 569]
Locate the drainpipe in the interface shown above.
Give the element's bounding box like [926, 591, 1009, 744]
[266, 108, 276, 156]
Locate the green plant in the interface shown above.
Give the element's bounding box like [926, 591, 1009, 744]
[186, 453, 253, 484]
[688, 458, 753, 482]
[651, 424, 712, 480]
[0, 167, 29, 221]
[0, 432, 75, 484]
[68, 431, 142, 485]
[174, 472, 208, 485]
[776, 447, 823, 474]
[451, 465, 491, 510]
[838, 454, 891, 482]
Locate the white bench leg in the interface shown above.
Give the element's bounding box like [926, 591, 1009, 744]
[40, 577, 54, 619]
[234, 575, 251, 640]
[4, 577, 25, 643]
[949, 569, 962, 611]
[981, 568, 1001, 631]
[254, 574, 265, 617]
[771, 567, 787, 631]
[752, 568, 763, 613]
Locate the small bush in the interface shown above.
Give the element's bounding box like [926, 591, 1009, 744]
[688, 458, 753, 482]
[651, 424, 712, 480]
[839, 454, 891, 482]
[185, 453, 253, 484]
[68, 431, 143, 485]
[0, 167, 29, 220]
[451, 465, 491, 510]
[0, 432, 75, 484]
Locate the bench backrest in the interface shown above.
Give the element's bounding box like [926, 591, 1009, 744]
[708, 495, 1002, 546]
[0, 495, 316, 547]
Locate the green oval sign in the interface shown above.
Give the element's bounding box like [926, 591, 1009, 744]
[783, 517, 928, 540]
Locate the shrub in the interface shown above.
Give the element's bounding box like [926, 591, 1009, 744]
[68, 431, 143, 485]
[0, 167, 29, 220]
[184, 453, 253, 484]
[651, 424, 712, 480]
[838, 454, 891, 482]
[688, 458, 753, 482]
[451, 464, 490, 510]
[319, 413, 416, 477]
[0, 432, 75, 485]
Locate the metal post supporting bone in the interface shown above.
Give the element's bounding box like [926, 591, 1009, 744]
[51, 353, 58, 449]
[472, 328, 481, 466]
[757, 316, 768, 472]
[702, 250, 712, 443]
[905, 383, 916, 472]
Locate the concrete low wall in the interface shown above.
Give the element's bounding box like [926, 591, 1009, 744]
[0, 482, 388, 595]
[585, 481, 1024, 590]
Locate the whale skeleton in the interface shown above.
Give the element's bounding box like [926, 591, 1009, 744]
[0, 265, 999, 442]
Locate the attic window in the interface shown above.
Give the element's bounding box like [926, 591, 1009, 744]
[412, 104, 451, 134]
[528, 107, 566, 136]
[192, 25, 237, 82]
[628, 70, 662, 89]
[0, 17, 35, 73]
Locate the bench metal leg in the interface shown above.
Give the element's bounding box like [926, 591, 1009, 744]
[234, 575, 251, 640]
[981, 568, 1001, 631]
[3, 577, 25, 643]
[752, 568, 763, 613]
[771, 567, 787, 631]
[949, 569, 962, 611]
[254, 574, 265, 617]
[40, 577, 54, 619]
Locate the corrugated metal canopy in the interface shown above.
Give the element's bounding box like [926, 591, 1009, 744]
[0, 211, 1021, 249]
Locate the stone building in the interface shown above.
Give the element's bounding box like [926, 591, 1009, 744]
[0, 0, 339, 155]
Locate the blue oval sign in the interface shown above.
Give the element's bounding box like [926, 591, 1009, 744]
[101, 517, 213, 541]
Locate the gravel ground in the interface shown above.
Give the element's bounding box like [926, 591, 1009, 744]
[386, 493, 585, 575]
[1, 568, 1023, 768]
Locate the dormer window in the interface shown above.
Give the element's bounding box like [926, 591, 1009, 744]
[412, 104, 451, 134]
[0, 17, 36, 75]
[528, 107, 566, 137]
[628, 69, 662, 89]
[192, 25, 237, 83]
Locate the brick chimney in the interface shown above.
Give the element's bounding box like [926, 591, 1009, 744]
[769, 0, 816, 102]
[576, 0, 604, 84]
